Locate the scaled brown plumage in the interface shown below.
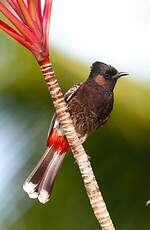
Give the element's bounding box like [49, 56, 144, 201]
[23, 61, 128, 203]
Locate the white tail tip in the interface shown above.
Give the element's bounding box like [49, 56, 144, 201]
[23, 182, 38, 199]
[38, 190, 50, 204]
[28, 192, 38, 199]
[23, 181, 37, 194]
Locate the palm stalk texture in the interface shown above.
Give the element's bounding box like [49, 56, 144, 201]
[0, 1, 115, 229]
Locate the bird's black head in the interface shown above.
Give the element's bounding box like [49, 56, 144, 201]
[89, 61, 128, 90]
[91, 61, 118, 76]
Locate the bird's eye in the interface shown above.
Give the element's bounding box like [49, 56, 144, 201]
[104, 74, 110, 79]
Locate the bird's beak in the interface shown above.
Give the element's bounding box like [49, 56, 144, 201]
[113, 72, 128, 79]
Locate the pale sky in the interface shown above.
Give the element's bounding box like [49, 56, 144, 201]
[51, 0, 150, 81]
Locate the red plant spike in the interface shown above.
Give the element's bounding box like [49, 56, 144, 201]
[0, 0, 52, 62]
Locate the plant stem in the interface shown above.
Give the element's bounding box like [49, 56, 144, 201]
[39, 57, 115, 230]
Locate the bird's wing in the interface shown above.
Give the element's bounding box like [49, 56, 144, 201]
[64, 83, 83, 102]
[47, 83, 83, 138]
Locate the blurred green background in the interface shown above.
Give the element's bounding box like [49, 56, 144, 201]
[0, 33, 150, 230]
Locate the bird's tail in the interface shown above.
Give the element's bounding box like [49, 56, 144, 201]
[23, 130, 70, 204]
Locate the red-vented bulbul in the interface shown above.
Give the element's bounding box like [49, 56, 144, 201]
[23, 61, 128, 203]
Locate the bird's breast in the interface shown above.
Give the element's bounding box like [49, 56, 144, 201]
[68, 84, 113, 136]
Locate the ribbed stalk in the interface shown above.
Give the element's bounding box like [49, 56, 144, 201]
[39, 58, 115, 230]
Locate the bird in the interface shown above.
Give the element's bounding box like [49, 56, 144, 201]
[23, 61, 128, 204]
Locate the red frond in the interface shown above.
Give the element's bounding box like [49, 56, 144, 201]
[0, 19, 35, 51]
[0, 2, 37, 44]
[28, 0, 42, 30]
[43, 0, 52, 48]
[16, 0, 38, 33]
[0, 0, 52, 62]
[36, 0, 42, 24]
[6, 0, 25, 22]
